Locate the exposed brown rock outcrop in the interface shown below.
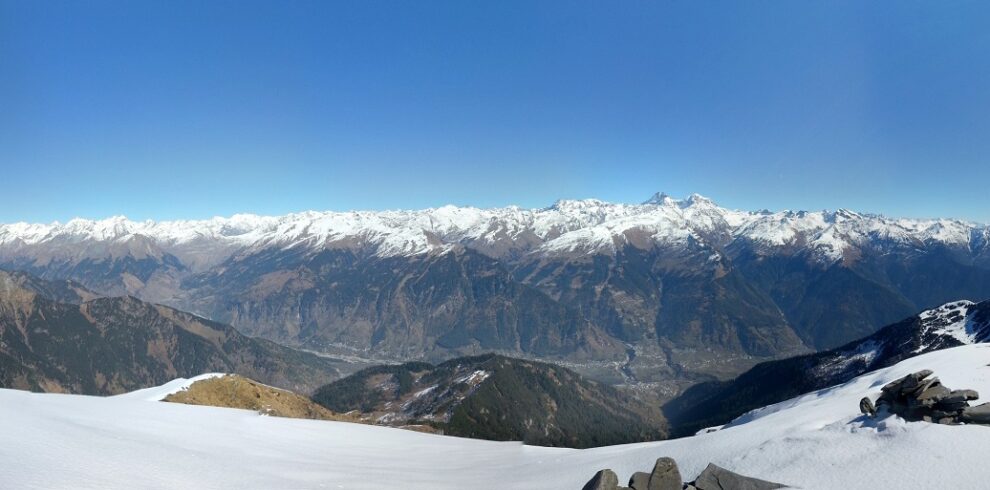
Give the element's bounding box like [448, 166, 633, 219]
[163, 374, 360, 422]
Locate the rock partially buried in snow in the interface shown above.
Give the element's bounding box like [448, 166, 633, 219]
[916, 382, 951, 406]
[585, 457, 786, 490]
[870, 369, 984, 425]
[648, 457, 682, 490]
[859, 397, 876, 417]
[628, 472, 651, 490]
[881, 369, 934, 394]
[944, 389, 979, 403]
[582, 469, 621, 490]
[960, 403, 990, 424]
[691, 463, 787, 490]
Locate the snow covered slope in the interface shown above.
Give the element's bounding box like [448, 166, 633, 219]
[664, 299, 990, 436]
[3, 345, 990, 489]
[1, 193, 986, 265]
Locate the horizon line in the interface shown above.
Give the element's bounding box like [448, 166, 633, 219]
[2, 193, 986, 227]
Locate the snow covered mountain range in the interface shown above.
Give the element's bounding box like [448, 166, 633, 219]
[3, 193, 990, 392]
[2, 193, 987, 264]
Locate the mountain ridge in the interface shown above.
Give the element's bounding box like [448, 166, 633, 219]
[2, 193, 986, 264]
[0, 270, 343, 395]
[312, 353, 667, 448]
[663, 298, 990, 436]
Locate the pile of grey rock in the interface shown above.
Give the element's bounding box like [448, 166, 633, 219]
[582, 457, 786, 490]
[860, 369, 990, 424]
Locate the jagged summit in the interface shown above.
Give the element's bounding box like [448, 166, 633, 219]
[642, 192, 714, 207]
[683, 192, 715, 206]
[546, 197, 611, 211]
[643, 191, 673, 205]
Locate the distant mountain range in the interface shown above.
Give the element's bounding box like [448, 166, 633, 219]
[3, 194, 990, 388]
[0, 270, 341, 395]
[663, 298, 990, 436]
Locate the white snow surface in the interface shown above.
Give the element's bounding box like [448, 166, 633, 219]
[4, 345, 990, 489]
[0, 193, 986, 265]
[110, 373, 227, 401]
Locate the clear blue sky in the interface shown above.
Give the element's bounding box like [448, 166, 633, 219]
[2, 1, 989, 223]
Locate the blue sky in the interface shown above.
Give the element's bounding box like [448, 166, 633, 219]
[2, 1, 989, 223]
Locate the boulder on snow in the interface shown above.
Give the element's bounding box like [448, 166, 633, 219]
[583, 469, 619, 490]
[869, 369, 984, 425]
[915, 382, 951, 407]
[935, 398, 971, 412]
[628, 472, 650, 490]
[942, 389, 979, 403]
[859, 397, 876, 417]
[960, 403, 990, 425]
[692, 463, 787, 490]
[647, 457, 682, 490]
[588, 457, 787, 490]
[881, 370, 933, 395]
[911, 377, 943, 397]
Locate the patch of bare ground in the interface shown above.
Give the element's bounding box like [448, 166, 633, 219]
[163, 374, 361, 422]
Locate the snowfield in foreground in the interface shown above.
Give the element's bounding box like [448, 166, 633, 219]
[3, 346, 990, 489]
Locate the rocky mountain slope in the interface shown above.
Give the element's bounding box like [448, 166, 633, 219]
[312, 353, 666, 448]
[0, 269, 100, 304]
[4, 194, 990, 387]
[663, 299, 990, 436]
[0, 270, 342, 395]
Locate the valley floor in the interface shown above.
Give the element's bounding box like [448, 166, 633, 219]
[4, 345, 990, 489]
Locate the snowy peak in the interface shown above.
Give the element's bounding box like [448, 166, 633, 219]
[642, 191, 716, 208]
[831, 300, 990, 365]
[546, 198, 612, 211]
[916, 300, 990, 351]
[643, 191, 674, 206]
[817, 299, 990, 379]
[683, 193, 716, 207]
[919, 300, 975, 322]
